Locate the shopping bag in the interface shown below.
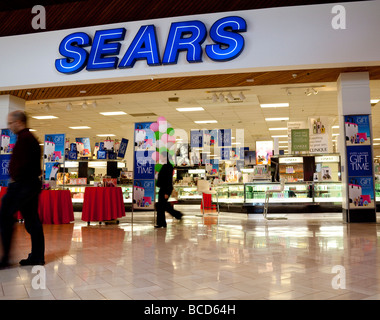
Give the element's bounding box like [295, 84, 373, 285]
[104, 136, 114, 151]
[97, 150, 107, 159]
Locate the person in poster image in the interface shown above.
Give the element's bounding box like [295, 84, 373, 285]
[0, 111, 45, 268]
[155, 152, 183, 228]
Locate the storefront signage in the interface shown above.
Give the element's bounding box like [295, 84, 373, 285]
[55, 16, 247, 74]
[291, 129, 309, 152]
[315, 156, 340, 163]
[279, 157, 303, 164]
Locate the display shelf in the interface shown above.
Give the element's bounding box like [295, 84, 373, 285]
[216, 183, 245, 203]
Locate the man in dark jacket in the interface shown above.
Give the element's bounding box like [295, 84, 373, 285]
[155, 152, 182, 228]
[0, 111, 45, 268]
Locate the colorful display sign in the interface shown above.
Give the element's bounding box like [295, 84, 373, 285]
[256, 141, 273, 165]
[0, 129, 17, 155]
[291, 129, 309, 152]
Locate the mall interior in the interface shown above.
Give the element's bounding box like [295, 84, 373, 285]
[0, 0, 380, 302]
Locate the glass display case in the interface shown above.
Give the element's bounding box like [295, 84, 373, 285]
[313, 181, 342, 203]
[216, 183, 245, 203]
[173, 185, 201, 200]
[245, 182, 313, 204]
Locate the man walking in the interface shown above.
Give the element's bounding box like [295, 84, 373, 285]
[0, 110, 45, 268]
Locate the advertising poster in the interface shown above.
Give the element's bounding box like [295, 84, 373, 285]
[203, 129, 217, 147]
[287, 121, 306, 154]
[291, 129, 309, 152]
[218, 129, 232, 147]
[347, 145, 373, 177]
[44, 134, 65, 163]
[220, 148, 230, 160]
[117, 138, 129, 159]
[0, 154, 11, 186]
[344, 115, 371, 146]
[45, 162, 60, 180]
[348, 177, 375, 209]
[256, 141, 273, 165]
[0, 129, 17, 155]
[190, 130, 203, 148]
[205, 159, 219, 176]
[133, 179, 155, 209]
[308, 117, 331, 153]
[175, 143, 191, 166]
[135, 122, 155, 150]
[133, 122, 156, 210]
[75, 137, 91, 158]
[244, 150, 256, 165]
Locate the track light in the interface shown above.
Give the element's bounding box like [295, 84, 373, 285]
[238, 92, 246, 100]
[286, 89, 292, 96]
[82, 102, 88, 109]
[312, 88, 318, 95]
[44, 103, 51, 111]
[92, 101, 97, 108]
[227, 92, 234, 101]
[305, 89, 312, 96]
[66, 103, 72, 111]
[219, 93, 224, 102]
[212, 93, 218, 102]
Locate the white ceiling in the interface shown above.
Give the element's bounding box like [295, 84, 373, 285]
[25, 80, 380, 155]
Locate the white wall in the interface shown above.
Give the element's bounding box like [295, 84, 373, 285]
[0, 1, 379, 90]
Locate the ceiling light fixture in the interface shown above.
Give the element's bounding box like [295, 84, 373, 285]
[92, 101, 97, 108]
[219, 93, 224, 103]
[265, 117, 289, 121]
[82, 102, 88, 109]
[176, 107, 204, 112]
[99, 111, 127, 116]
[32, 115, 58, 120]
[268, 127, 288, 131]
[226, 92, 234, 101]
[212, 93, 218, 102]
[97, 134, 116, 137]
[260, 103, 289, 108]
[66, 103, 72, 111]
[239, 92, 246, 101]
[194, 120, 218, 124]
[305, 89, 312, 96]
[44, 103, 51, 111]
[69, 126, 91, 129]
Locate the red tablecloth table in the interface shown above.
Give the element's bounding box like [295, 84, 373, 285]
[38, 190, 74, 224]
[0, 187, 74, 224]
[81, 187, 125, 223]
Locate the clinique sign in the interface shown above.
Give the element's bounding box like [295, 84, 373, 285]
[55, 16, 247, 74]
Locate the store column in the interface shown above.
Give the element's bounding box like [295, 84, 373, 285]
[0, 95, 25, 128]
[337, 72, 376, 223]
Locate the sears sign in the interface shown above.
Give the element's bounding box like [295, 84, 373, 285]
[55, 16, 247, 74]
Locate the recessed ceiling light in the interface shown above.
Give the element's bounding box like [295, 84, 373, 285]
[176, 107, 204, 112]
[260, 103, 289, 108]
[271, 135, 288, 138]
[265, 117, 289, 121]
[194, 120, 218, 124]
[97, 134, 116, 137]
[32, 116, 58, 120]
[69, 126, 91, 129]
[332, 125, 339, 129]
[29, 129, 37, 132]
[99, 111, 127, 116]
[80, 90, 87, 94]
[373, 138, 380, 141]
[371, 99, 380, 104]
[268, 127, 288, 131]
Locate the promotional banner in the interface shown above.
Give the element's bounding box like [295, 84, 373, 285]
[344, 115, 371, 145]
[0, 129, 17, 155]
[117, 138, 129, 159]
[0, 154, 11, 186]
[256, 141, 273, 165]
[218, 129, 232, 147]
[205, 159, 219, 176]
[220, 148, 230, 160]
[75, 137, 91, 158]
[308, 117, 331, 153]
[190, 130, 203, 148]
[133, 122, 156, 210]
[287, 121, 306, 154]
[44, 134, 65, 163]
[291, 129, 309, 152]
[344, 115, 375, 210]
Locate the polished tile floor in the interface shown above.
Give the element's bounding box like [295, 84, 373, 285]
[1, 205, 380, 300]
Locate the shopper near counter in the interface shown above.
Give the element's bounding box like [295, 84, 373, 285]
[0, 111, 45, 268]
[155, 152, 183, 228]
